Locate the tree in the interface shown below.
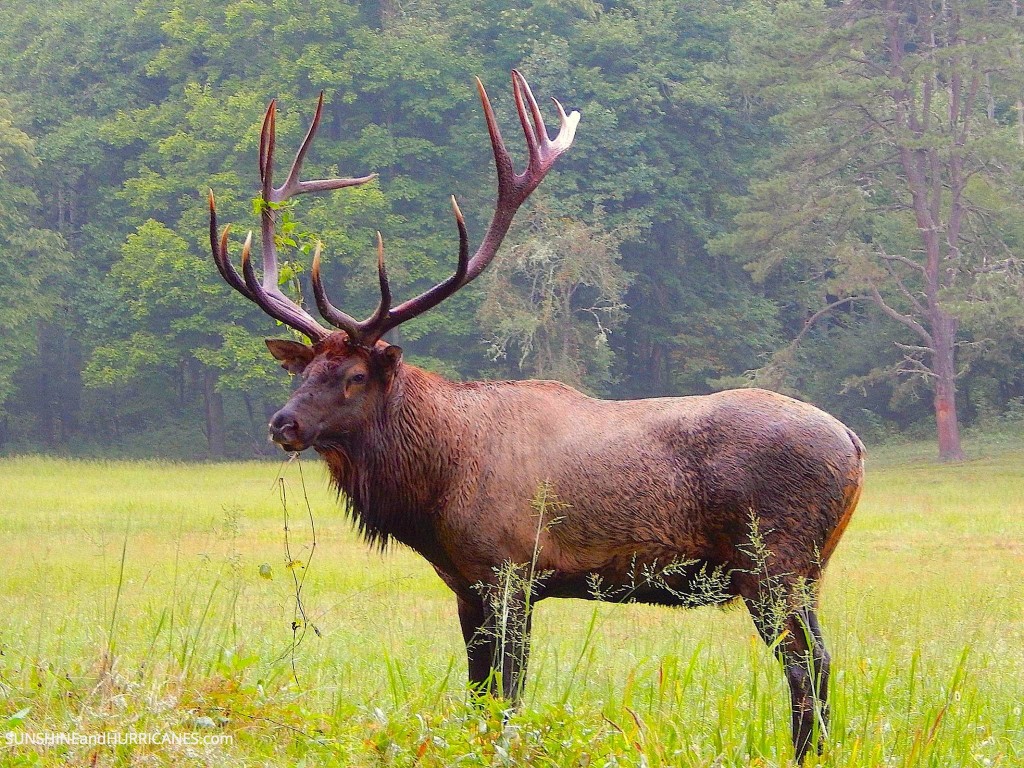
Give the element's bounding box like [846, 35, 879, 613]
[478, 204, 632, 390]
[718, 0, 1024, 461]
[85, 220, 255, 456]
[497, 0, 783, 398]
[0, 101, 69, 424]
[0, 0, 166, 450]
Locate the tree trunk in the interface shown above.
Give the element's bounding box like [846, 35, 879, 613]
[110, 389, 121, 441]
[242, 392, 268, 455]
[202, 367, 227, 459]
[931, 312, 964, 462]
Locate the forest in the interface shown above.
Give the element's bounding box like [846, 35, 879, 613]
[1, 0, 1022, 461]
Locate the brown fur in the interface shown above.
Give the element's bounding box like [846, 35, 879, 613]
[265, 333, 864, 763]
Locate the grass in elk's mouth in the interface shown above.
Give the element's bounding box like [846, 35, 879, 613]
[0, 442, 1022, 766]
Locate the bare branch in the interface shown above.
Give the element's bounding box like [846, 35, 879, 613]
[894, 341, 935, 355]
[896, 354, 938, 378]
[790, 295, 869, 348]
[867, 283, 934, 346]
[879, 250, 927, 275]
[879, 256, 927, 316]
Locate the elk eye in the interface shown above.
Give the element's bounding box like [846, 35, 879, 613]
[350, 373, 367, 384]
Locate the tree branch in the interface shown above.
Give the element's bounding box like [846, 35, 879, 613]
[879, 250, 927, 275]
[896, 354, 938, 379]
[894, 341, 935, 355]
[790, 295, 869, 347]
[867, 283, 934, 346]
[879, 256, 928, 316]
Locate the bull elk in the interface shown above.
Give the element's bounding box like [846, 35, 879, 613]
[208, 71, 864, 763]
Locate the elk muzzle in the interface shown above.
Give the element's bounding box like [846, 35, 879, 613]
[269, 409, 306, 451]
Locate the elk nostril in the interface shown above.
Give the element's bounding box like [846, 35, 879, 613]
[269, 411, 298, 440]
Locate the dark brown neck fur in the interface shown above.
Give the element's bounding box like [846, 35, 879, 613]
[316, 365, 459, 560]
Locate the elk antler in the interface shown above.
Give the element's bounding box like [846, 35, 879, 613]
[210, 72, 579, 347]
[312, 70, 580, 346]
[209, 93, 376, 342]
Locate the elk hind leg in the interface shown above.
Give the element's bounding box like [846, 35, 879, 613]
[744, 581, 830, 764]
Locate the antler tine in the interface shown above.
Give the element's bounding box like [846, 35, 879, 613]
[240, 232, 330, 342]
[311, 233, 397, 341]
[259, 101, 276, 199]
[280, 92, 325, 197]
[370, 232, 393, 325]
[264, 94, 377, 336]
[511, 71, 542, 168]
[476, 76, 516, 192]
[265, 93, 378, 202]
[211, 190, 329, 341]
[259, 94, 377, 283]
[451, 196, 470, 283]
[547, 96, 577, 154]
[350, 196, 466, 340]
[310, 242, 363, 337]
[519, 73, 548, 149]
[468, 71, 578, 274]
[208, 190, 255, 301]
[510, 69, 580, 191]
[462, 70, 579, 283]
[212, 93, 379, 342]
[217, 92, 379, 341]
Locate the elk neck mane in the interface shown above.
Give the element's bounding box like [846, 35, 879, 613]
[316, 363, 463, 554]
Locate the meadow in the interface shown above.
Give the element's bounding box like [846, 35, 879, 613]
[0, 440, 1021, 767]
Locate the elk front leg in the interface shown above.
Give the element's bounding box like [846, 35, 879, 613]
[457, 588, 533, 702]
[457, 594, 496, 694]
[491, 594, 532, 702]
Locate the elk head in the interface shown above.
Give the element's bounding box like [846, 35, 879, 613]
[208, 71, 579, 451]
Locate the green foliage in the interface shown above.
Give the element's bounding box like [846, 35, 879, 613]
[83, 332, 173, 388]
[478, 204, 632, 391]
[0, 0, 1022, 456]
[714, 0, 1024, 453]
[0, 101, 70, 413]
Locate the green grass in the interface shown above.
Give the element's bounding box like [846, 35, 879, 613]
[0, 441, 1022, 767]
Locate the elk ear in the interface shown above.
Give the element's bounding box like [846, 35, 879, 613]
[265, 339, 315, 375]
[375, 344, 403, 377]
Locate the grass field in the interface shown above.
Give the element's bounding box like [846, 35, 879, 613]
[1, 440, 1022, 767]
